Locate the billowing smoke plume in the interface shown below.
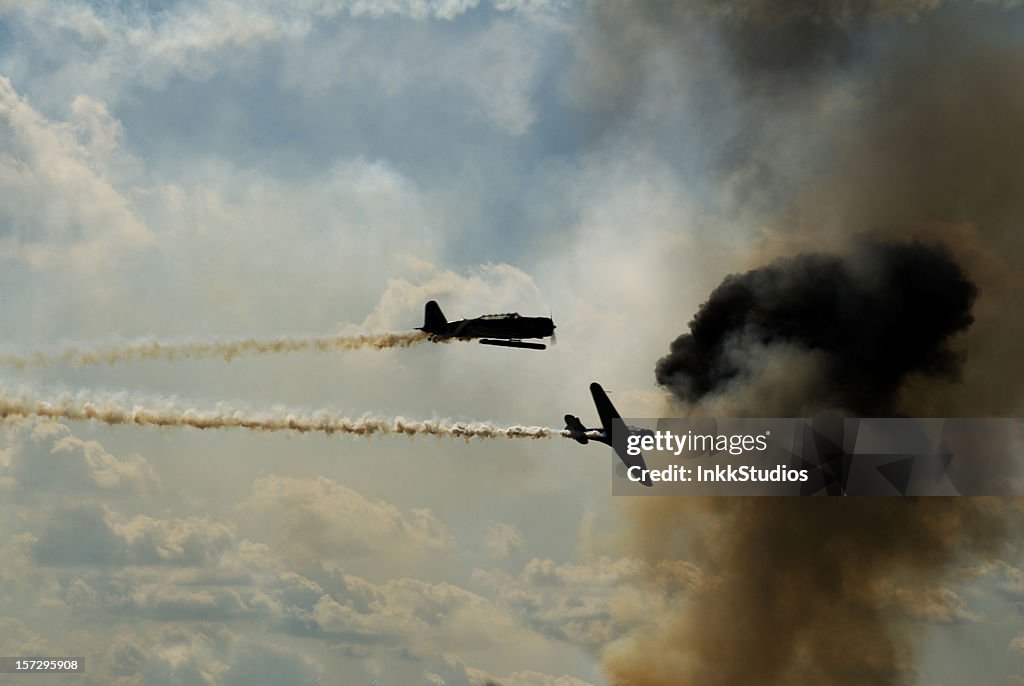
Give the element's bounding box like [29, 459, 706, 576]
[0, 389, 560, 440]
[655, 241, 977, 416]
[582, 2, 1023, 685]
[0, 331, 435, 369]
[607, 496, 1007, 686]
[607, 241, 1005, 686]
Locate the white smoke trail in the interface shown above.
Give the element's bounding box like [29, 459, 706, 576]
[0, 331, 440, 370]
[0, 389, 564, 440]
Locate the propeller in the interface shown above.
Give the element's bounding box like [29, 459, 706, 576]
[549, 309, 557, 346]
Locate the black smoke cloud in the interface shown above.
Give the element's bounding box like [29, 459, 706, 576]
[655, 241, 977, 415]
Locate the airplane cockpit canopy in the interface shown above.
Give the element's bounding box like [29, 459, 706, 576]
[479, 312, 521, 320]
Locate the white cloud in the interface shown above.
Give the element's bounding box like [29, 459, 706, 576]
[314, 13, 547, 134]
[5, 475, 600, 684]
[128, 626, 321, 686]
[0, 418, 159, 496]
[474, 556, 705, 647]
[305, 573, 545, 658]
[419, 656, 596, 686]
[0, 617, 48, 655]
[32, 505, 235, 568]
[360, 259, 546, 331]
[484, 521, 527, 558]
[25, 502, 546, 664]
[238, 476, 454, 569]
[0, 76, 151, 270]
[968, 560, 1024, 598]
[0, 532, 36, 589]
[6, 1, 564, 134]
[500, 671, 595, 686]
[873, 581, 984, 624]
[442, 17, 544, 134]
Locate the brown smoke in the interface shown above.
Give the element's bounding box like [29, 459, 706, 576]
[606, 497, 1006, 686]
[0, 331, 436, 369]
[0, 390, 560, 440]
[583, 2, 1024, 685]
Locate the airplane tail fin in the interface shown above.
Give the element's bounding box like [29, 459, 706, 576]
[421, 301, 447, 334]
[564, 415, 589, 444]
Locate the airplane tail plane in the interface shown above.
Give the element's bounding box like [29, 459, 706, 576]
[420, 301, 448, 335]
[563, 414, 588, 444]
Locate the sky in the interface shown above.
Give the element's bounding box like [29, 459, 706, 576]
[0, 1, 1023, 685]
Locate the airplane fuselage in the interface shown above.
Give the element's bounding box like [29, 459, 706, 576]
[418, 301, 555, 350]
[428, 315, 555, 341]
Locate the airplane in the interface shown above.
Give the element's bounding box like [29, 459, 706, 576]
[564, 382, 654, 487]
[418, 300, 556, 351]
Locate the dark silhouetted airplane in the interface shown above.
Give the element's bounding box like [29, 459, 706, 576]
[564, 382, 654, 486]
[418, 301, 555, 350]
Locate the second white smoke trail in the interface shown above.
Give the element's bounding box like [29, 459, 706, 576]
[0, 389, 563, 440]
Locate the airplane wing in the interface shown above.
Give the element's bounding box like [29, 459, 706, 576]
[590, 382, 653, 487]
[447, 319, 474, 337]
[589, 383, 620, 434]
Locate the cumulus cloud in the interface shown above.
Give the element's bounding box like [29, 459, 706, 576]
[237, 476, 454, 570]
[944, 558, 1024, 613]
[94, 625, 323, 686]
[483, 521, 526, 558]
[474, 556, 705, 648]
[33, 505, 235, 568]
[302, 571, 545, 658]
[0, 76, 151, 270]
[66, 579, 263, 622]
[0, 418, 159, 496]
[0, 532, 36, 590]
[0, 617, 48, 655]
[28, 522, 294, 623]
[359, 259, 547, 332]
[420, 655, 597, 686]
[3, 437, 649, 685]
[873, 582, 984, 625]
[16, 498, 564, 681]
[13, 478, 488, 650]
[499, 672, 595, 686]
